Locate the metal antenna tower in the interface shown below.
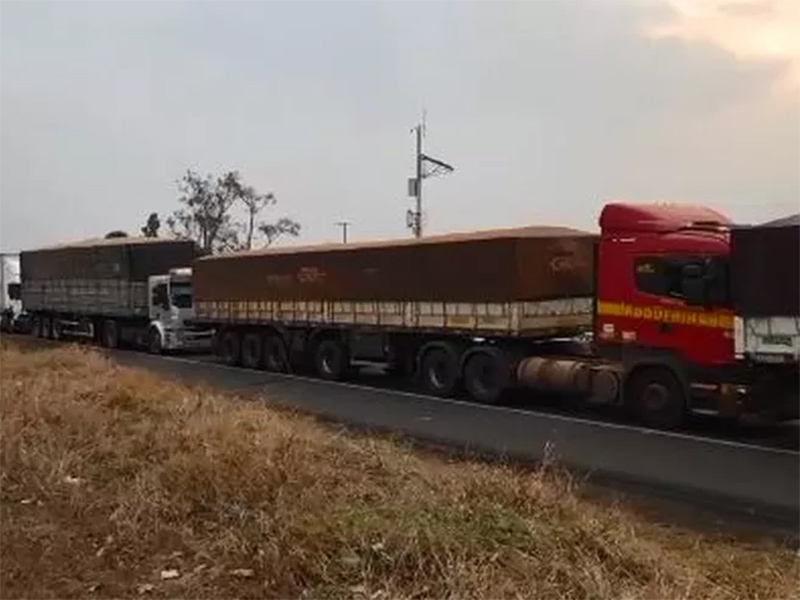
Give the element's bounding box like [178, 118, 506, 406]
[406, 111, 454, 238]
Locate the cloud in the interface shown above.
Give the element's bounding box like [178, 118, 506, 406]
[646, 0, 800, 96]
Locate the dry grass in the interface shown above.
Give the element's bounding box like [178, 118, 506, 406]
[0, 339, 797, 599]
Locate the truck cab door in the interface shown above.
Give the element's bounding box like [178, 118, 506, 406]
[631, 255, 733, 367]
[149, 282, 170, 322]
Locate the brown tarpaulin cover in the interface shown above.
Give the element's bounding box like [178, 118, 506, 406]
[193, 226, 598, 303]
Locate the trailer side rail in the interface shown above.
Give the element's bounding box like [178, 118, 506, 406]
[195, 296, 594, 337]
[22, 279, 149, 318]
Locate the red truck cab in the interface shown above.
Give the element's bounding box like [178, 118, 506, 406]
[592, 202, 741, 426]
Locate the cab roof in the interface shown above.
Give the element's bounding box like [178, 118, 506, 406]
[599, 202, 731, 234]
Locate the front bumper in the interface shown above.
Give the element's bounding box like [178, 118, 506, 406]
[163, 329, 215, 351]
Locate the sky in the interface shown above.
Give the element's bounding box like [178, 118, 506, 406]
[1, 0, 798, 252]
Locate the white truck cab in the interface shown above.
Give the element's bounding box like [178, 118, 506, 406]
[147, 267, 213, 353]
[1, 253, 21, 332]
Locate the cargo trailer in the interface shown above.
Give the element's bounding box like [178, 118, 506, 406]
[20, 237, 213, 352]
[730, 214, 800, 420]
[192, 225, 597, 338]
[192, 202, 798, 429]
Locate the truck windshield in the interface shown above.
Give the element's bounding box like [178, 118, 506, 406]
[170, 282, 193, 309]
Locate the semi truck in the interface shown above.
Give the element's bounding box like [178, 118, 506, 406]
[18, 237, 214, 353]
[190, 201, 798, 429]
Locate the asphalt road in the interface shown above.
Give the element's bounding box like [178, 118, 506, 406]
[107, 349, 800, 539]
[188, 354, 800, 452]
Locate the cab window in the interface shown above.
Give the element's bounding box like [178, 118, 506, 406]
[170, 282, 192, 309]
[634, 257, 685, 298]
[151, 283, 169, 309]
[633, 255, 730, 307]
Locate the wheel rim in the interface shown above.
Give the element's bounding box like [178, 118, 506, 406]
[426, 352, 452, 390]
[242, 337, 260, 367]
[642, 382, 670, 412]
[265, 339, 286, 372]
[321, 347, 337, 375]
[429, 362, 446, 388]
[105, 323, 116, 347]
[472, 358, 497, 397]
[317, 342, 344, 377]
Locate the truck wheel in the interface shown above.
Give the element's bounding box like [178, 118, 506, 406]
[31, 315, 42, 338]
[314, 339, 349, 380]
[627, 367, 686, 430]
[264, 335, 289, 373]
[41, 315, 53, 340]
[219, 331, 241, 366]
[420, 345, 461, 397]
[148, 327, 163, 355]
[102, 319, 120, 349]
[51, 318, 63, 341]
[463, 349, 509, 404]
[241, 332, 263, 370]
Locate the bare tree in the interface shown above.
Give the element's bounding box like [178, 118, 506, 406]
[241, 188, 275, 250]
[167, 170, 237, 254]
[260, 218, 301, 247]
[167, 169, 300, 254]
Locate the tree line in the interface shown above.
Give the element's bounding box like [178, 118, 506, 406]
[106, 170, 300, 254]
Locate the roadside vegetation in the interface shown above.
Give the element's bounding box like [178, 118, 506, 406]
[1, 338, 797, 599]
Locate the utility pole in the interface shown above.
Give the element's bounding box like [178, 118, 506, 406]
[335, 220, 351, 244]
[413, 123, 423, 238]
[406, 112, 454, 238]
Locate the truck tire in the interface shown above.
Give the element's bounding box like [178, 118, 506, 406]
[219, 330, 241, 366]
[31, 315, 42, 338]
[626, 367, 686, 430]
[147, 327, 163, 355]
[102, 319, 120, 349]
[51, 318, 63, 341]
[41, 315, 53, 340]
[264, 334, 289, 373]
[314, 338, 349, 380]
[420, 345, 461, 397]
[241, 332, 263, 370]
[463, 348, 510, 404]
